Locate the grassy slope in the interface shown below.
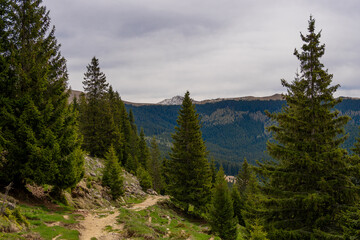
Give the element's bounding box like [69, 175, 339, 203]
[0, 199, 233, 240]
[0, 155, 232, 240]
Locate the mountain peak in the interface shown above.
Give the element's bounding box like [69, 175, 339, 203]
[158, 96, 184, 105]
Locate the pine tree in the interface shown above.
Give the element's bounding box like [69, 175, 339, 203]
[233, 158, 254, 226]
[231, 187, 243, 225]
[118, 99, 132, 166]
[161, 158, 171, 195]
[80, 57, 115, 157]
[209, 167, 238, 240]
[248, 219, 269, 240]
[169, 91, 212, 212]
[138, 128, 150, 169]
[137, 166, 152, 191]
[236, 158, 251, 193]
[108, 86, 124, 163]
[149, 136, 163, 192]
[102, 145, 124, 199]
[83, 57, 109, 100]
[209, 158, 217, 188]
[125, 154, 138, 174]
[259, 16, 357, 239]
[0, 0, 84, 190]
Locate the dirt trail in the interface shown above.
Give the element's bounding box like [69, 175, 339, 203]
[128, 195, 169, 211]
[78, 209, 123, 240]
[78, 195, 168, 239]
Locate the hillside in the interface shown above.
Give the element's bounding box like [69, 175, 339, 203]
[126, 97, 360, 171]
[0, 156, 221, 240]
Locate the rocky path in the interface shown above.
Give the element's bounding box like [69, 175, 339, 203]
[78, 195, 168, 239]
[127, 195, 169, 211]
[78, 209, 122, 240]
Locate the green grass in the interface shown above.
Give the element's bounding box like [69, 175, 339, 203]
[0, 232, 26, 240]
[0, 204, 81, 240]
[123, 196, 146, 205]
[32, 225, 79, 240]
[116, 201, 220, 239]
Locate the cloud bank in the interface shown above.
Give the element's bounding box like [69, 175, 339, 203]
[44, 0, 360, 103]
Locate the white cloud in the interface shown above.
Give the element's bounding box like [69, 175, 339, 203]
[44, 0, 360, 103]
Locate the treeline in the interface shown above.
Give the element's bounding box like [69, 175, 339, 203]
[75, 56, 165, 195]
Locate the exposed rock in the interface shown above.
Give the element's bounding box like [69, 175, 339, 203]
[122, 171, 146, 198]
[146, 189, 158, 195]
[69, 155, 148, 209]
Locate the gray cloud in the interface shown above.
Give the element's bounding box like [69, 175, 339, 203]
[44, 0, 360, 103]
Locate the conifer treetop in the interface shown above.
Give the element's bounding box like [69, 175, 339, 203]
[83, 56, 109, 100]
[261, 16, 354, 238]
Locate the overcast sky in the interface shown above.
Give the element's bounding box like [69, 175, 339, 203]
[43, 0, 360, 103]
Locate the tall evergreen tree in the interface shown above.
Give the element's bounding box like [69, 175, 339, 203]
[0, 0, 84, 190]
[235, 159, 262, 228]
[169, 91, 212, 212]
[136, 166, 152, 191]
[118, 99, 132, 166]
[149, 136, 163, 192]
[80, 57, 115, 157]
[231, 186, 243, 225]
[138, 128, 150, 169]
[209, 167, 238, 240]
[161, 157, 171, 195]
[209, 158, 217, 188]
[102, 145, 124, 199]
[259, 16, 357, 239]
[108, 86, 124, 163]
[82, 57, 109, 99]
[236, 158, 251, 194]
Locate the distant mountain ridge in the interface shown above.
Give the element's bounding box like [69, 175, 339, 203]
[69, 90, 358, 105]
[156, 94, 284, 105]
[126, 97, 360, 174]
[68, 90, 360, 174]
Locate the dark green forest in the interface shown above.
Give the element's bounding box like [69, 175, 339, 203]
[126, 98, 360, 174]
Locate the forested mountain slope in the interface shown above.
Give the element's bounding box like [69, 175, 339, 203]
[126, 98, 360, 168]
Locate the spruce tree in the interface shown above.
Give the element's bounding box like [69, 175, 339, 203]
[233, 158, 254, 226]
[138, 128, 150, 169]
[125, 154, 138, 174]
[259, 16, 357, 239]
[231, 186, 243, 225]
[149, 136, 163, 192]
[169, 91, 212, 212]
[118, 99, 132, 166]
[108, 86, 124, 163]
[137, 166, 152, 191]
[209, 167, 238, 240]
[0, 0, 84, 189]
[236, 158, 251, 194]
[83, 57, 109, 99]
[209, 158, 217, 188]
[80, 57, 115, 157]
[102, 145, 124, 199]
[161, 158, 171, 194]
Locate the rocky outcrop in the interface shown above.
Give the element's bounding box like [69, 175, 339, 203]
[123, 171, 146, 198]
